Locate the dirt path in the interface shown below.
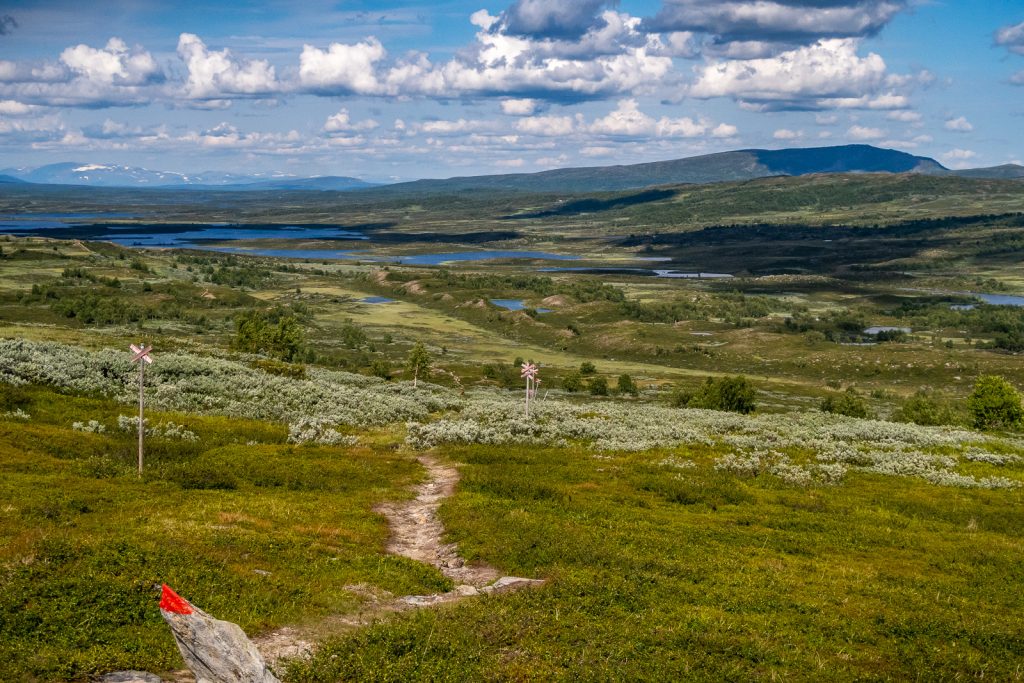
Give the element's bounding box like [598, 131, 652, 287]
[377, 455, 500, 587]
[250, 454, 542, 668]
[149, 456, 542, 679]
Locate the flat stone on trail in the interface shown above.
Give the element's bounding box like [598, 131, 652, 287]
[401, 593, 457, 607]
[482, 577, 546, 594]
[99, 672, 164, 683]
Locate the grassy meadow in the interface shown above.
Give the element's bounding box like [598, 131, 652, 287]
[290, 444, 1024, 681]
[0, 385, 448, 680]
[1, 176, 1023, 680]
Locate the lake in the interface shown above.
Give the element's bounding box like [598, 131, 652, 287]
[901, 288, 1024, 308]
[540, 266, 733, 279]
[970, 293, 1024, 307]
[0, 219, 583, 263]
[491, 299, 552, 313]
[199, 246, 580, 264]
[864, 326, 911, 335]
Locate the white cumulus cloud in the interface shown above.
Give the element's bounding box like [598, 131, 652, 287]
[587, 98, 728, 138]
[298, 38, 387, 94]
[944, 116, 973, 132]
[61, 38, 162, 86]
[646, 0, 909, 44]
[0, 99, 41, 116]
[940, 148, 977, 169]
[995, 21, 1024, 56]
[847, 125, 884, 140]
[501, 98, 540, 116]
[887, 110, 921, 122]
[177, 34, 277, 100]
[324, 108, 379, 133]
[689, 39, 889, 110]
[516, 114, 577, 136]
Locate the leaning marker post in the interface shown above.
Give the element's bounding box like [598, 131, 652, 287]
[521, 361, 538, 418]
[129, 343, 153, 477]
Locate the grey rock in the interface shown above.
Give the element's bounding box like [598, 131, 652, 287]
[481, 576, 546, 594]
[98, 672, 164, 683]
[400, 593, 452, 607]
[159, 585, 279, 683]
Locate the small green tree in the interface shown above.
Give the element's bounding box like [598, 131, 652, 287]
[340, 323, 367, 349]
[617, 374, 638, 396]
[588, 376, 609, 396]
[370, 359, 392, 380]
[819, 389, 872, 419]
[269, 316, 305, 362]
[233, 310, 305, 361]
[669, 385, 693, 408]
[561, 371, 583, 393]
[892, 390, 960, 426]
[406, 342, 431, 388]
[686, 376, 756, 414]
[967, 375, 1023, 430]
[579, 361, 597, 375]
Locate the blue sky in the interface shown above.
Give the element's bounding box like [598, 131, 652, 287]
[0, 0, 1022, 181]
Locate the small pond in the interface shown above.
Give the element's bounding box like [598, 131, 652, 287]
[490, 299, 552, 313]
[539, 266, 732, 279]
[970, 292, 1024, 307]
[864, 326, 911, 335]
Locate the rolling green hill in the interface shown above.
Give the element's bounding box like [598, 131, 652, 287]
[371, 144, 948, 195]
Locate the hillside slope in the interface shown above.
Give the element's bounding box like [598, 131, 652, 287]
[373, 145, 947, 195]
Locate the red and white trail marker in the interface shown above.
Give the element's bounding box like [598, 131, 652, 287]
[520, 362, 539, 418]
[129, 343, 154, 477]
[130, 343, 153, 365]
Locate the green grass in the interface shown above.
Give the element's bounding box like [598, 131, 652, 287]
[288, 444, 1024, 681]
[0, 386, 449, 680]
[2, 183, 1024, 680]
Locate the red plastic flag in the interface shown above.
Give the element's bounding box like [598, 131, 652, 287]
[159, 583, 194, 615]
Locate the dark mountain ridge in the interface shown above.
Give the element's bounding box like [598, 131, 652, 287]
[3, 146, 1021, 194]
[365, 145, 952, 195]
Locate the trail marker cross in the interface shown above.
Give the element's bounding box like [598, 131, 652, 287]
[521, 362, 539, 417]
[129, 343, 153, 477]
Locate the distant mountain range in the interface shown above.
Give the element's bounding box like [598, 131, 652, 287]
[373, 145, 1021, 195]
[0, 162, 376, 191]
[2, 146, 1022, 194]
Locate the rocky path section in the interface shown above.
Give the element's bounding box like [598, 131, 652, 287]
[377, 455, 500, 586]
[116, 454, 543, 680]
[254, 454, 542, 666]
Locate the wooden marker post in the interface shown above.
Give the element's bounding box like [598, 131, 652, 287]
[520, 362, 538, 418]
[129, 343, 153, 477]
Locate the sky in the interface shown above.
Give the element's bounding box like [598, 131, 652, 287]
[0, 0, 1022, 181]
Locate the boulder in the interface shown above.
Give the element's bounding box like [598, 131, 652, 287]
[98, 672, 163, 683]
[481, 576, 546, 594]
[159, 584, 279, 683]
